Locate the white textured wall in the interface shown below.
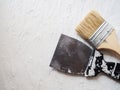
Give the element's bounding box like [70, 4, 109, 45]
[0, 0, 120, 90]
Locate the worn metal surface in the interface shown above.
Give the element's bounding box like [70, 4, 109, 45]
[50, 34, 92, 75]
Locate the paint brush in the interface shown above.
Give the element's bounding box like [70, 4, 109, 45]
[76, 10, 120, 55]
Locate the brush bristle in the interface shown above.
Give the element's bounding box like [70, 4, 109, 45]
[76, 10, 105, 39]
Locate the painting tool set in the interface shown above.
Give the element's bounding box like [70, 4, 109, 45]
[49, 11, 120, 81]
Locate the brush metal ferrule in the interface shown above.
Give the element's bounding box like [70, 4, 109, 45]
[89, 21, 113, 47]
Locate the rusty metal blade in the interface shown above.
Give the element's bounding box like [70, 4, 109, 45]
[50, 34, 93, 75]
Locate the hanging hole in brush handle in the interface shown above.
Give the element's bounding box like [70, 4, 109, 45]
[85, 49, 120, 80]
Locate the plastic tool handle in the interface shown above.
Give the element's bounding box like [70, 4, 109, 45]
[85, 50, 120, 80]
[103, 62, 120, 80]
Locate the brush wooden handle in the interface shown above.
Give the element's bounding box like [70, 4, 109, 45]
[98, 30, 120, 56]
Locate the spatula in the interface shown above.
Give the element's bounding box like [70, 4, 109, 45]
[50, 34, 120, 80]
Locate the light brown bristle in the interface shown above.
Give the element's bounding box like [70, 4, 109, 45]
[76, 10, 105, 39]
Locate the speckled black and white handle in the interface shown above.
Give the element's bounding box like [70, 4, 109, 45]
[85, 50, 120, 80]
